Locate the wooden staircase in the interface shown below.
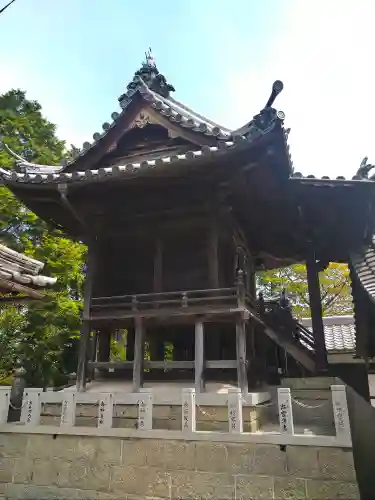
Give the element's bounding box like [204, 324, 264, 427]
[246, 295, 316, 372]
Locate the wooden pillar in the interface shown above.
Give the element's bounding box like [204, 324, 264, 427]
[98, 328, 111, 362]
[126, 328, 135, 361]
[97, 327, 111, 377]
[87, 330, 98, 381]
[236, 315, 248, 394]
[132, 317, 145, 392]
[195, 320, 205, 392]
[208, 216, 219, 288]
[153, 237, 163, 293]
[76, 245, 95, 392]
[306, 253, 328, 371]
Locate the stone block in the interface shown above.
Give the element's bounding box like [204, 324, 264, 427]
[58, 460, 110, 492]
[75, 403, 98, 417]
[226, 443, 256, 475]
[40, 415, 61, 426]
[11, 458, 33, 484]
[153, 405, 181, 420]
[0, 434, 28, 458]
[0, 458, 13, 483]
[306, 479, 359, 499]
[111, 465, 170, 498]
[171, 470, 234, 500]
[196, 420, 228, 432]
[74, 437, 121, 464]
[153, 417, 181, 430]
[318, 448, 356, 481]
[252, 444, 287, 476]
[31, 459, 60, 486]
[146, 440, 195, 470]
[26, 434, 76, 460]
[74, 416, 98, 427]
[196, 405, 228, 422]
[114, 404, 138, 418]
[235, 474, 274, 500]
[286, 446, 320, 478]
[195, 442, 229, 473]
[112, 417, 137, 429]
[274, 477, 307, 499]
[121, 439, 148, 466]
[5, 483, 99, 499]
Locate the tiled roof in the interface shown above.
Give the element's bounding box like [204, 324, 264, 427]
[300, 316, 356, 352]
[0, 58, 291, 182]
[0, 106, 287, 185]
[0, 243, 56, 295]
[351, 234, 375, 301]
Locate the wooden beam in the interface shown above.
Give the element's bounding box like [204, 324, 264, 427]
[236, 317, 248, 394]
[76, 245, 95, 392]
[132, 317, 145, 392]
[306, 252, 328, 371]
[195, 320, 205, 393]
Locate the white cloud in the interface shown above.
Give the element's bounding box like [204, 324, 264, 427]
[218, 0, 375, 178]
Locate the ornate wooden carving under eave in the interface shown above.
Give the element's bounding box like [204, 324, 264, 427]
[130, 112, 152, 129]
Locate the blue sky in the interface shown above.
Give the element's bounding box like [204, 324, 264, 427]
[1, 0, 374, 178]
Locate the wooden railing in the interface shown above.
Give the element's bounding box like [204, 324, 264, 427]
[247, 293, 316, 355]
[0, 385, 352, 448]
[91, 287, 239, 317]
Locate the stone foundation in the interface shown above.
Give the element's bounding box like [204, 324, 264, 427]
[0, 432, 359, 499]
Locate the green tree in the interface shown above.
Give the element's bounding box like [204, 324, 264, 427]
[258, 262, 352, 318]
[0, 89, 85, 386]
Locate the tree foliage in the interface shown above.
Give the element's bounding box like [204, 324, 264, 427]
[258, 262, 353, 318]
[0, 89, 85, 386]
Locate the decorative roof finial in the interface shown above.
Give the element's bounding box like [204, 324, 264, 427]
[145, 47, 156, 68]
[265, 80, 284, 108]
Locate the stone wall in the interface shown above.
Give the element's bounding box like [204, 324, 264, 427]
[0, 432, 359, 499]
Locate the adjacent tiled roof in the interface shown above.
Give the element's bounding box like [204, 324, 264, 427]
[290, 172, 375, 186]
[0, 243, 56, 294]
[351, 234, 375, 302]
[300, 316, 356, 352]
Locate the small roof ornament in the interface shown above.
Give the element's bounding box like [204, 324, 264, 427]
[119, 49, 175, 105]
[145, 47, 156, 68]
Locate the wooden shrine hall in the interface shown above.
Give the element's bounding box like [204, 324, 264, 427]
[2, 52, 375, 396]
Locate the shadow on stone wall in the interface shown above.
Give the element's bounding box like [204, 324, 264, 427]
[347, 385, 375, 499]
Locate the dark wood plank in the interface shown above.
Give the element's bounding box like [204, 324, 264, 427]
[236, 317, 248, 394]
[306, 252, 328, 371]
[132, 317, 145, 392]
[195, 320, 205, 392]
[76, 245, 95, 392]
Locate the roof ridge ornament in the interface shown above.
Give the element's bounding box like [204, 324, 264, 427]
[145, 47, 156, 68]
[354, 157, 375, 180]
[118, 50, 175, 107]
[265, 80, 284, 108]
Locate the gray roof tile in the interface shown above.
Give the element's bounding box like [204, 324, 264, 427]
[300, 316, 356, 352]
